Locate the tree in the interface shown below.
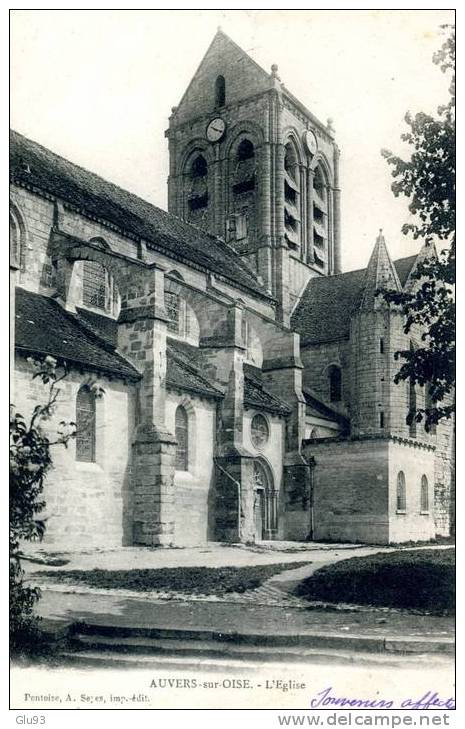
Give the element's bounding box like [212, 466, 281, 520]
[381, 24, 455, 430]
[10, 356, 75, 653]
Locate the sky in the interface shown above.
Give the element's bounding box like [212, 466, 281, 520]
[10, 9, 454, 272]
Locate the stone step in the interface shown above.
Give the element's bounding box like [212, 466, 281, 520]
[70, 633, 378, 664]
[61, 645, 452, 671]
[71, 622, 454, 654]
[73, 624, 383, 651]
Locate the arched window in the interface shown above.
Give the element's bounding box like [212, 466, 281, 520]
[425, 385, 437, 435]
[396, 471, 406, 512]
[10, 206, 26, 271]
[313, 165, 328, 269]
[188, 154, 208, 214]
[408, 341, 417, 437]
[228, 138, 256, 247]
[215, 75, 226, 108]
[82, 260, 108, 311]
[175, 405, 189, 471]
[165, 289, 180, 333]
[284, 142, 300, 250]
[233, 139, 255, 195]
[420, 475, 429, 512]
[328, 365, 342, 403]
[76, 387, 96, 462]
[10, 213, 20, 266]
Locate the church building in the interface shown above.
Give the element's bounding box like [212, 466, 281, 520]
[10, 30, 454, 549]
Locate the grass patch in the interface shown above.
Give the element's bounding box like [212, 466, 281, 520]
[36, 561, 310, 596]
[296, 549, 455, 615]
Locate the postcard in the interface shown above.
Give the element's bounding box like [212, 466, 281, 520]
[9, 7, 456, 719]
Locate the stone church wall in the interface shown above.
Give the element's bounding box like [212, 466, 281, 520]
[173, 34, 271, 126]
[302, 437, 390, 544]
[301, 340, 351, 412]
[434, 414, 455, 536]
[14, 356, 136, 550]
[165, 390, 217, 546]
[387, 440, 435, 543]
[10, 186, 56, 295]
[242, 409, 285, 537]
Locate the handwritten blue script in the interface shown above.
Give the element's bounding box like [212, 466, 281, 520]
[310, 687, 455, 710]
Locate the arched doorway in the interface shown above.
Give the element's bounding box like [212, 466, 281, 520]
[253, 459, 277, 541]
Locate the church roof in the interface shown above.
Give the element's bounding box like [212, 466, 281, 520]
[291, 254, 418, 346]
[15, 288, 140, 381]
[171, 29, 332, 140]
[9, 130, 272, 302]
[243, 364, 292, 417]
[303, 387, 349, 429]
[358, 231, 401, 310]
[166, 339, 224, 400]
[165, 344, 291, 415]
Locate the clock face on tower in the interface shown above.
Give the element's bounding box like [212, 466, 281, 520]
[303, 129, 318, 157]
[206, 117, 226, 143]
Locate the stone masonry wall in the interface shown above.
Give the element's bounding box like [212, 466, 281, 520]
[301, 339, 351, 414]
[14, 356, 135, 549]
[302, 438, 390, 544]
[388, 440, 435, 543]
[165, 391, 217, 546]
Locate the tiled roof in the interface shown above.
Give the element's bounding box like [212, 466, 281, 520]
[166, 339, 223, 400]
[10, 130, 271, 301]
[395, 255, 418, 286]
[303, 387, 349, 430]
[243, 364, 292, 417]
[291, 255, 418, 346]
[166, 342, 291, 413]
[15, 288, 140, 381]
[75, 307, 119, 348]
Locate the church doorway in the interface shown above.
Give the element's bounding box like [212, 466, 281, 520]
[253, 459, 277, 541]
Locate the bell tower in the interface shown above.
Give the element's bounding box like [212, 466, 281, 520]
[166, 28, 342, 323]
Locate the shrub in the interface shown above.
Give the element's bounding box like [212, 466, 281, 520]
[10, 357, 75, 655]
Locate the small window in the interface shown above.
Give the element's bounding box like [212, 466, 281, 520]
[76, 387, 96, 462]
[396, 471, 406, 512]
[175, 405, 189, 471]
[380, 338, 384, 354]
[215, 75, 226, 108]
[425, 385, 437, 435]
[82, 260, 107, 310]
[329, 366, 342, 403]
[10, 208, 26, 271]
[379, 411, 385, 429]
[408, 342, 417, 437]
[165, 291, 180, 333]
[420, 475, 429, 512]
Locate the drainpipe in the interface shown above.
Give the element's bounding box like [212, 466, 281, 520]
[214, 456, 242, 542]
[304, 455, 316, 541]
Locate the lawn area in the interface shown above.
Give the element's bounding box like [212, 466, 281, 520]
[296, 548, 455, 615]
[36, 561, 310, 596]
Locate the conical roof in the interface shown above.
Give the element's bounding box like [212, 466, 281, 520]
[359, 230, 401, 310]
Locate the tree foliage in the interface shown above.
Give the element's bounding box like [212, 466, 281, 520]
[10, 356, 75, 653]
[381, 24, 455, 430]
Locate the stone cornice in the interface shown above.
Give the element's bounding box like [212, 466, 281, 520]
[302, 432, 436, 452]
